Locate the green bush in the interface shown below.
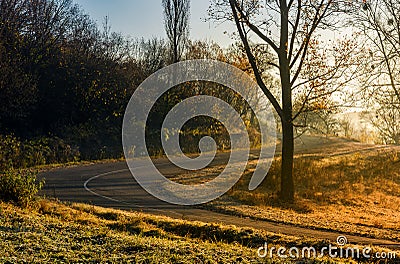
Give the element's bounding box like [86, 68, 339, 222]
[0, 134, 21, 171]
[0, 169, 44, 207]
[61, 122, 123, 160]
[21, 137, 80, 167]
[0, 134, 80, 171]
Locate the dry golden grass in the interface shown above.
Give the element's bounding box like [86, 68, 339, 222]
[1, 199, 372, 263]
[207, 147, 400, 241]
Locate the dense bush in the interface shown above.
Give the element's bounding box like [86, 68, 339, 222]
[0, 134, 80, 172]
[59, 121, 123, 160]
[0, 169, 43, 207]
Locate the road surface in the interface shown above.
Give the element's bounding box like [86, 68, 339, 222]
[39, 136, 400, 248]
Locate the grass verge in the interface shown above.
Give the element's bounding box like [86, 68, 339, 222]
[206, 147, 400, 242]
[0, 199, 393, 263]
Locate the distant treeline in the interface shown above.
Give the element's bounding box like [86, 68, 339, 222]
[0, 0, 264, 169]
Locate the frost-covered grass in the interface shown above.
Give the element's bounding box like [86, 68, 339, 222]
[210, 147, 400, 242]
[0, 200, 365, 263]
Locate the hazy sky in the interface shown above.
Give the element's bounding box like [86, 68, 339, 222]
[74, 0, 235, 47]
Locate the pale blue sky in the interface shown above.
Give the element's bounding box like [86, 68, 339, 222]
[74, 0, 235, 47]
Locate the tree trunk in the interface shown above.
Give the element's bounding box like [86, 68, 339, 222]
[173, 44, 178, 63]
[280, 118, 294, 201]
[278, 2, 294, 202]
[280, 74, 295, 202]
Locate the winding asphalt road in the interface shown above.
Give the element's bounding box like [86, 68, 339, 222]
[39, 137, 400, 248]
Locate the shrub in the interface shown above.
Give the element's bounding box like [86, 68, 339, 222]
[0, 134, 80, 171]
[0, 169, 44, 207]
[60, 122, 122, 160]
[0, 134, 21, 171]
[21, 137, 80, 166]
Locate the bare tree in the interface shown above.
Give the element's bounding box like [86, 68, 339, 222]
[369, 94, 400, 144]
[162, 0, 190, 63]
[354, 0, 400, 145]
[209, 0, 362, 201]
[338, 116, 354, 139]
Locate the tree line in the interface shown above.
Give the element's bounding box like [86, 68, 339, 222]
[1, 0, 399, 202]
[0, 0, 267, 167]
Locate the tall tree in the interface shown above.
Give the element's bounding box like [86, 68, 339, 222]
[210, 0, 359, 201]
[162, 0, 190, 63]
[355, 0, 400, 144]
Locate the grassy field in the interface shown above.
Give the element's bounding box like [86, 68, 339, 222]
[203, 144, 400, 242]
[3, 137, 400, 263]
[1, 199, 394, 263]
